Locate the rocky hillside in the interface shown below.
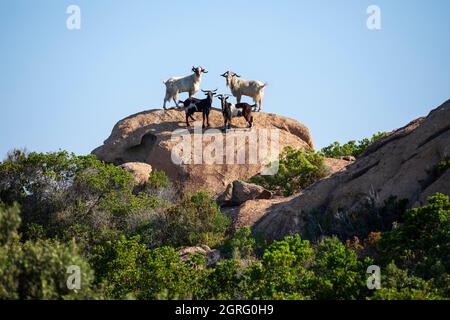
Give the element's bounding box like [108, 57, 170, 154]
[93, 100, 450, 242]
[93, 108, 315, 193]
[230, 100, 450, 240]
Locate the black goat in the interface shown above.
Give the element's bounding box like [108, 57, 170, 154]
[217, 94, 254, 130]
[179, 89, 217, 128]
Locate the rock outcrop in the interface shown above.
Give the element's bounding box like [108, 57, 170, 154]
[229, 100, 450, 240]
[119, 162, 152, 186]
[217, 180, 272, 207]
[93, 108, 313, 194]
[177, 245, 221, 267]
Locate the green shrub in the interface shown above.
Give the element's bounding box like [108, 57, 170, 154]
[0, 203, 100, 299]
[223, 227, 256, 259]
[242, 235, 314, 300]
[92, 236, 204, 299]
[147, 170, 169, 190]
[138, 192, 230, 248]
[320, 132, 387, 159]
[371, 262, 441, 300]
[310, 237, 372, 300]
[0, 150, 164, 248]
[379, 193, 450, 279]
[433, 157, 450, 178]
[250, 147, 328, 196]
[199, 259, 242, 299]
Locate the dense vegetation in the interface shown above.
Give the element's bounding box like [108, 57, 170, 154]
[1, 150, 449, 300]
[250, 147, 329, 196]
[320, 132, 387, 159]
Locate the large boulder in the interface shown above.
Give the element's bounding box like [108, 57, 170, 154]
[228, 100, 450, 240]
[217, 180, 272, 206]
[119, 162, 152, 186]
[93, 108, 313, 194]
[177, 245, 221, 267]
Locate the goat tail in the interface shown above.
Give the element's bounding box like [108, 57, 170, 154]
[162, 78, 174, 87]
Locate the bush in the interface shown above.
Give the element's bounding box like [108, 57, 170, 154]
[0, 203, 100, 299]
[138, 192, 230, 248]
[370, 262, 441, 300]
[147, 170, 170, 190]
[0, 150, 164, 248]
[243, 235, 315, 299]
[320, 132, 386, 159]
[250, 147, 328, 196]
[92, 236, 204, 299]
[200, 259, 242, 299]
[310, 237, 372, 300]
[379, 193, 450, 279]
[222, 227, 256, 259]
[433, 157, 450, 178]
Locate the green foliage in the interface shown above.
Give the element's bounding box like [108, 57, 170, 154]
[200, 259, 242, 299]
[0, 150, 164, 248]
[139, 192, 230, 248]
[92, 236, 204, 299]
[0, 202, 21, 245]
[250, 147, 328, 196]
[241, 235, 314, 300]
[379, 193, 450, 279]
[241, 235, 371, 300]
[433, 157, 450, 178]
[0, 203, 100, 299]
[17, 239, 98, 299]
[320, 132, 387, 159]
[221, 227, 256, 259]
[2, 149, 450, 300]
[371, 262, 441, 300]
[310, 237, 372, 300]
[147, 169, 169, 190]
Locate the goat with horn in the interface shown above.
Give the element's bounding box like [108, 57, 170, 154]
[179, 89, 217, 128]
[217, 94, 254, 130]
[162, 66, 208, 110]
[221, 70, 267, 112]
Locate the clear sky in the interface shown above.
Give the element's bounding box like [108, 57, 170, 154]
[1, 0, 449, 158]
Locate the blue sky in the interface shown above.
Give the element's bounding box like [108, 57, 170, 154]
[1, 0, 449, 157]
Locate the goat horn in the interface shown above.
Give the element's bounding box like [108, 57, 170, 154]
[220, 72, 228, 77]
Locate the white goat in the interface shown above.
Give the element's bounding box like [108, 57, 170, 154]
[221, 70, 267, 112]
[162, 66, 207, 109]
